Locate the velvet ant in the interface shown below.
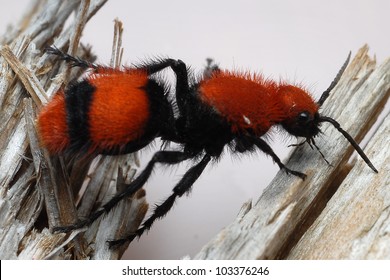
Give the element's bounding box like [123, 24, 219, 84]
[38, 48, 176, 155]
[38, 47, 377, 246]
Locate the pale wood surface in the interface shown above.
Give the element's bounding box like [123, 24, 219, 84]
[1, 1, 389, 261]
[0, 0, 148, 260]
[288, 113, 389, 259]
[194, 46, 390, 260]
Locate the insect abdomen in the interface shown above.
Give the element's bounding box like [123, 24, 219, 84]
[37, 71, 153, 154]
[37, 92, 70, 154]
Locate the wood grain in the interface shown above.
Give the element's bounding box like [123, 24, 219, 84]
[194, 45, 389, 260]
[0, 0, 147, 260]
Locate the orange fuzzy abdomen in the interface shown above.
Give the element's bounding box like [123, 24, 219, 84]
[37, 92, 70, 154]
[199, 72, 283, 135]
[87, 72, 150, 151]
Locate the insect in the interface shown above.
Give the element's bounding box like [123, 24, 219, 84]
[39, 48, 377, 247]
[38, 47, 178, 156]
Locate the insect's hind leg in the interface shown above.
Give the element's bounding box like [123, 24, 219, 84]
[134, 58, 182, 75]
[45, 46, 98, 69]
[53, 151, 192, 233]
[108, 153, 212, 247]
[46, 47, 181, 76]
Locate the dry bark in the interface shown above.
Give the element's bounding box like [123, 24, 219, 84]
[1, 1, 389, 261]
[194, 45, 390, 260]
[0, 0, 147, 260]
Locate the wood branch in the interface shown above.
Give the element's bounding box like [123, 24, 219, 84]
[287, 113, 390, 259]
[194, 45, 390, 260]
[0, 0, 147, 260]
[2, 2, 388, 261]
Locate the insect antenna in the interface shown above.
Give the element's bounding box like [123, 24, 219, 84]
[318, 116, 378, 172]
[317, 52, 351, 106]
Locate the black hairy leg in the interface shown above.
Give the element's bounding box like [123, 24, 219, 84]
[46, 46, 98, 69]
[137, 58, 180, 75]
[253, 138, 307, 179]
[53, 151, 192, 233]
[46, 46, 181, 76]
[108, 153, 212, 247]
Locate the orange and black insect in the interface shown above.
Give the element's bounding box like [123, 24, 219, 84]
[38, 47, 177, 156]
[38, 48, 377, 246]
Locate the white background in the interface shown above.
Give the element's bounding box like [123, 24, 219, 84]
[1, 0, 389, 259]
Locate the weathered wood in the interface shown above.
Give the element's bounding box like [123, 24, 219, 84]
[288, 112, 389, 259]
[2, 1, 389, 261]
[194, 45, 390, 260]
[0, 0, 147, 260]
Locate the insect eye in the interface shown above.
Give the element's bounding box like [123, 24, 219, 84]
[297, 111, 310, 123]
